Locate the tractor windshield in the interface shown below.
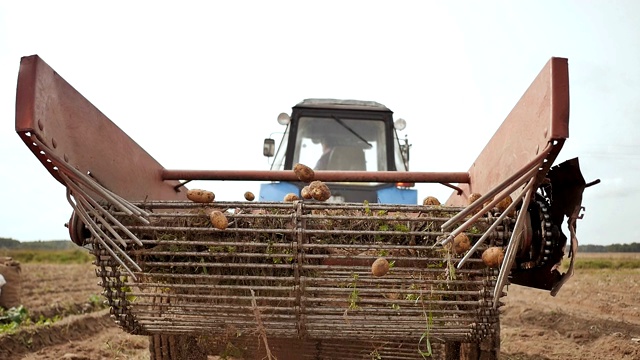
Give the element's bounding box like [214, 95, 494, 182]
[293, 117, 387, 171]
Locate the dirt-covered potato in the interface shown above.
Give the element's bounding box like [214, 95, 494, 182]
[301, 186, 312, 199]
[293, 163, 315, 183]
[371, 257, 390, 277]
[468, 193, 482, 205]
[482, 246, 505, 268]
[209, 210, 228, 230]
[496, 195, 514, 215]
[284, 193, 300, 202]
[309, 181, 331, 201]
[244, 191, 255, 201]
[468, 193, 493, 214]
[422, 196, 441, 206]
[451, 233, 471, 255]
[187, 189, 215, 203]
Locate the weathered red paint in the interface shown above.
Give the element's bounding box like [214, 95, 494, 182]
[15, 55, 185, 201]
[446, 57, 570, 206]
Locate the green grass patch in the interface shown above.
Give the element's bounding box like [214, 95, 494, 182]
[0, 248, 93, 264]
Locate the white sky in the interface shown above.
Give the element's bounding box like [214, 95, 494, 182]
[0, 1, 638, 245]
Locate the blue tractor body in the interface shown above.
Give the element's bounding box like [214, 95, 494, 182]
[261, 99, 415, 204]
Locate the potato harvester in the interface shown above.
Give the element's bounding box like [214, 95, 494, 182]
[15, 55, 595, 359]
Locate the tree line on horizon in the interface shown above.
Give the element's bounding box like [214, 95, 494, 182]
[0, 237, 76, 250]
[576, 242, 640, 253]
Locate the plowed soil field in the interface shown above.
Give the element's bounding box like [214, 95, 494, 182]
[1, 254, 639, 360]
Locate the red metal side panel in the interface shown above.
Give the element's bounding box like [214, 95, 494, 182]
[15, 55, 186, 201]
[446, 57, 570, 206]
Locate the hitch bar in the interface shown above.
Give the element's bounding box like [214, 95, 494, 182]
[161, 169, 471, 183]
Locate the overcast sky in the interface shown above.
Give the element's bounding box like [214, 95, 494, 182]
[1, 1, 638, 245]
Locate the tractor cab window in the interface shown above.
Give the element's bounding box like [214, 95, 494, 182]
[293, 117, 387, 171]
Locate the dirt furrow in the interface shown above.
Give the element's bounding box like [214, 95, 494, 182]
[0, 309, 115, 360]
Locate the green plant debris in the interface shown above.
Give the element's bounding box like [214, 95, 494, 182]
[89, 293, 107, 309]
[369, 348, 382, 360]
[220, 341, 244, 359]
[418, 309, 434, 358]
[119, 278, 137, 302]
[347, 273, 360, 310]
[0, 305, 28, 334]
[158, 233, 178, 241]
[405, 283, 421, 303]
[34, 314, 62, 326]
[363, 200, 372, 216]
[199, 257, 208, 275]
[418, 287, 434, 359]
[469, 226, 482, 234]
[0, 305, 62, 334]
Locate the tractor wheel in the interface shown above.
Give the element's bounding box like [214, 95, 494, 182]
[148, 334, 208, 360]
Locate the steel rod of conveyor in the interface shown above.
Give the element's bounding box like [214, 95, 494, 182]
[162, 169, 470, 183]
[441, 142, 552, 231]
[62, 173, 143, 246]
[129, 302, 478, 316]
[133, 315, 477, 326]
[138, 319, 476, 330]
[438, 157, 542, 248]
[493, 182, 535, 306]
[64, 188, 141, 270]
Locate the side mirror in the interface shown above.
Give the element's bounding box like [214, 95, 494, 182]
[277, 113, 291, 125]
[263, 138, 275, 157]
[400, 136, 411, 170]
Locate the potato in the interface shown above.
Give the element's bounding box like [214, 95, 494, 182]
[187, 189, 215, 203]
[482, 246, 505, 268]
[244, 191, 255, 201]
[371, 257, 390, 277]
[301, 186, 312, 199]
[468, 193, 493, 214]
[468, 193, 482, 205]
[450, 233, 471, 255]
[293, 163, 315, 182]
[496, 195, 514, 215]
[422, 196, 441, 206]
[284, 193, 300, 202]
[210, 210, 228, 230]
[309, 180, 331, 201]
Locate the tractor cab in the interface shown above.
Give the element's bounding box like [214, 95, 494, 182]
[261, 99, 417, 203]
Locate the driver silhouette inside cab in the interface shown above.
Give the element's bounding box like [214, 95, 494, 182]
[314, 137, 366, 171]
[314, 137, 334, 170]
